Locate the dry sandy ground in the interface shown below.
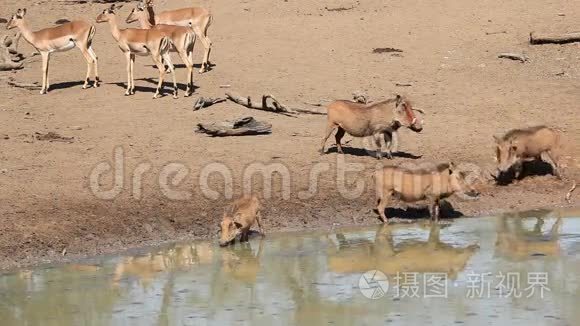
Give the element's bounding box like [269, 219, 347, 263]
[0, 0, 579, 271]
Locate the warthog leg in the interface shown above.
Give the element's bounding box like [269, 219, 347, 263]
[430, 200, 441, 223]
[513, 161, 523, 179]
[256, 211, 265, 236]
[373, 133, 384, 159]
[541, 151, 561, 179]
[319, 123, 336, 154]
[335, 127, 346, 154]
[376, 193, 391, 223]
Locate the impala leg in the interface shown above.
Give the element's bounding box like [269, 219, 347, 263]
[193, 26, 211, 73]
[40, 52, 50, 95]
[130, 54, 136, 95]
[124, 52, 132, 96]
[88, 47, 100, 87]
[79, 46, 93, 89]
[151, 54, 167, 99]
[177, 50, 194, 97]
[162, 54, 178, 99]
[202, 15, 212, 68]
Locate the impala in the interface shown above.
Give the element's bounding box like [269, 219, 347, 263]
[6, 8, 99, 94]
[96, 4, 177, 99]
[142, 0, 212, 73]
[126, 1, 196, 96]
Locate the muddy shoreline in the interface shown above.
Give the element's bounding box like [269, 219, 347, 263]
[1, 182, 576, 272]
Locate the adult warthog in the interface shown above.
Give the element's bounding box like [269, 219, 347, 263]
[494, 125, 562, 180]
[375, 163, 479, 223]
[319, 94, 423, 159]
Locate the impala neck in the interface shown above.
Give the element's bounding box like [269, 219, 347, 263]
[138, 14, 154, 29]
[15, 19, 37, 47]
[106, 17, 122, 42]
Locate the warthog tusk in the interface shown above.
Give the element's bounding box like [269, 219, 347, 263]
[412, 117, 417, 124]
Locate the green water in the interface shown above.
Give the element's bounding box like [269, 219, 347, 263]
[1, 209, 579, 326]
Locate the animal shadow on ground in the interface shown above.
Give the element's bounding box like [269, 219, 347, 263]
[374, 200, 464, 221]
[48, 80, 87, 91]
[146, 62, 216, 71]
[496, 160, 555, 186]
[325, 146, 422, 159]
[139, 77, 198, 93]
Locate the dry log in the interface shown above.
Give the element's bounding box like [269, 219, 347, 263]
[196, 117, 272, 137]
[192, 97, 226, 111]
[530, 32, 580, 44]
[498, 52, 528, 63]
[0, 32, 24, 70]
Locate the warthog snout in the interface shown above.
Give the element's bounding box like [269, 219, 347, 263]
[410, 120, 423, 132]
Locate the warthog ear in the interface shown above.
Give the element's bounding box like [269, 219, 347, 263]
[493, 135, 502, 143]
[234, 221, 243, 229]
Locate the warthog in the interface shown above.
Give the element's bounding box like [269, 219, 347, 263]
[494, 126, 562, 179]
[219, 195, 264, 247]
[319, 94, 423, 159]
[375, 163, 479, 223]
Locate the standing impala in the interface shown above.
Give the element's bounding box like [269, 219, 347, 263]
[126, 1, 196, 97]
[6, 8, 99, 94]
[143, 0, 212, 73]
[96, 4, 178, 99]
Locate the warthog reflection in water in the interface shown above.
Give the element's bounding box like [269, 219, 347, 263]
[495, 210, 562, 261]
[327, 223, 479, 280]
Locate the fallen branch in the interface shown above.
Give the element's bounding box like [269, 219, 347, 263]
[7, 79, 39, 89]
[498, 52, 528, 63]
[196, 117, 272, 137]
[193, 96, 226, 111]
[372, 47, 403, 54]
[566, 181, 576, 203]
[325, 6, 355, 12]
[225, 92, 297, 116]
[34, 132, 74, 143]
[486, 30, 507, 35]
[530, 31, 580, 44]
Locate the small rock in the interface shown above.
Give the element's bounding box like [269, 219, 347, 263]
[70, 126, 83, 130]
[1, 169, 7, 174]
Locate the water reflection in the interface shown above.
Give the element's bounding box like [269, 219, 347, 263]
[495, 210, 563, 261]
[0, 209, 579, 325]
[328, 224, 479, 279]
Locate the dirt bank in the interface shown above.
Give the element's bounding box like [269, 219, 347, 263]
[0, 0, 578, 271]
